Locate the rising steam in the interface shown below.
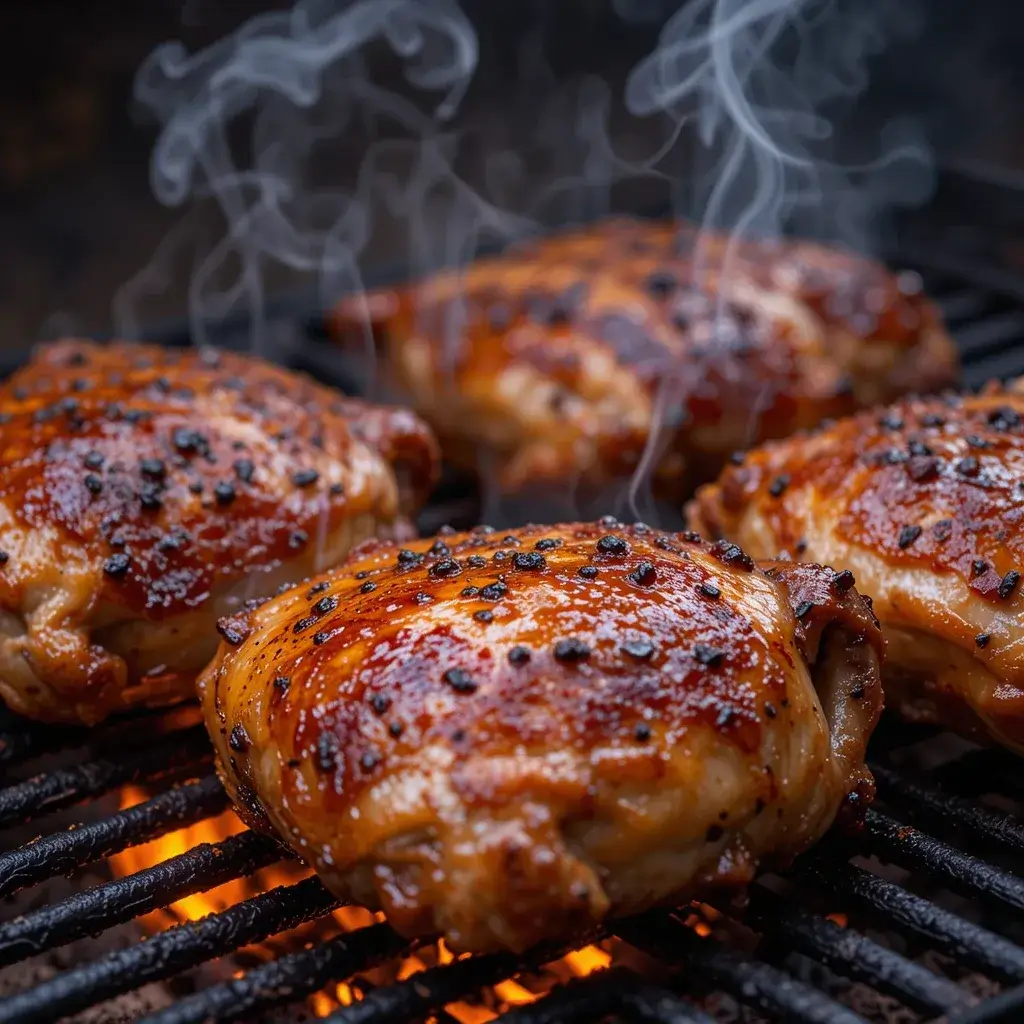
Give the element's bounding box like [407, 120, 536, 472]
[117, 0, 483, 354]
[619, 0, 935, 522]
[121, 0, 937, 528]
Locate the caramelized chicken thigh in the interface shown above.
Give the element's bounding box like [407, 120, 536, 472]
[199, 521, 883, 954]
[0, 339, 438, 724]
[690, 384, 1024, 753]
[333, 218, 957, 497]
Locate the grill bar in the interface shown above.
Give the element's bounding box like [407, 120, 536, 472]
[138, 924, 412, 1024]
[953, 982, 1024, 1024]
[493, 969, 715, 1024]
[0, 877, 340, 1024]
[0, 774, 228, 898]
[615, 976, 719, 1024]
[0, 707, 82, 771]
[3, 246, 1024, 1024]
[862, 809, 1024, 915]
[797, 858, 1024, 982]
[870, 762, 1024, 859]
[0, 829, 283, 966]
[616, 915, 867, 1024]
[325, 935, 601, 1024]
[0, 725, 211, 829]
[745, 884, 972, 1015]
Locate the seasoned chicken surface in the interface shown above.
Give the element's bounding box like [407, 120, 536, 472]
[690, 383, 1024, 753]
[332, 218, 957, 498]
[199, 520, 883, 954]
[0, 339, 439, 724]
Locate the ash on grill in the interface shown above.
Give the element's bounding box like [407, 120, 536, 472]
[4, 259, 1024, 1024]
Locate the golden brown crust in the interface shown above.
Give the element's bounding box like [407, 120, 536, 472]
[0, 339, 440, 724]
[690, 384, 1024, 752]
[332, 218, 959, 495]
[199, 520, 883, 953]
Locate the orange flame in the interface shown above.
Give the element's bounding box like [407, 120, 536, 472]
[109, 787, 620, 1017]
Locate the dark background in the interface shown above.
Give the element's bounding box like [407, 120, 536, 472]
[1, 0, 1024, 344]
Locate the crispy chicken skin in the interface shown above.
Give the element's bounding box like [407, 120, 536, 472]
[332, 218, 957, 496]
[0, 339, 439, 725]
[199, 521, 883, 954]
[690, 383, 1024, 753]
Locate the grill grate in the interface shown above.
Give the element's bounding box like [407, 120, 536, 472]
[3, 256, 1024, 1023]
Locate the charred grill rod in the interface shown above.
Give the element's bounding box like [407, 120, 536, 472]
[0, 774, 228, 898]
[0, 829, 283, 966]
[0, 877, 341, 1024]
[0, 725, 211, 829]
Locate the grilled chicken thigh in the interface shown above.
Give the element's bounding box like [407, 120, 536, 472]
[332, 218, 957, 497]
[690, 384, 1024, 753]
[200, 520, 883, 954]
[0, 339, 439, 724]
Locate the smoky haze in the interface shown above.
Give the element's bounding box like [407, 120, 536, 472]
[120, 0, 939, 528]
[618, 0, 935, 522]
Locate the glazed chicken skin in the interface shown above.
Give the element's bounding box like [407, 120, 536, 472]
[690, 383, 1024, 753]
[199, 520, 883, 954]
[332, 218, 958, 497]
[0, 339, 439, 725]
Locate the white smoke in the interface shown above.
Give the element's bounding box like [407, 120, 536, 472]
[618, 0, 935, 522]
[116, 0, 483, 353]
[120, 0, 939, 528]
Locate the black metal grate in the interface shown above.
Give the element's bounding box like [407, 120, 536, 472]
[4, 257, 1024, 1023]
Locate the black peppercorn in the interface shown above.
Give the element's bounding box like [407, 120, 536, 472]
[508, 645, 531, 666]
[693, 644, 724, 667]
[627, 561, 657, 586]
[228, 724, 250, 752]
[998, 570, 1021, 600]
[292, 468, 320, 487]
[429, 559, 461, 578]
[103, 553, 131, 577]
[897, 524, 922, 549]
[710, 540, 754, 570]
[553, 638, 591, 662]
[596, 535, 629, 556]
[214, 481, 236, 506]
[831, 569, 855, 593]
[512, 551, 546, 571]
[444, 668, 478, 693]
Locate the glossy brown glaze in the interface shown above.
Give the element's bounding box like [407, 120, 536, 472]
[332, 218, 958, 496]
[0, 339, 439, 724]
[200, 520, 883, 953]
[690, 383, 1024, 751]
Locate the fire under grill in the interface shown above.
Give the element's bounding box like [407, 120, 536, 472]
[4, 251, 1024, 1024]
